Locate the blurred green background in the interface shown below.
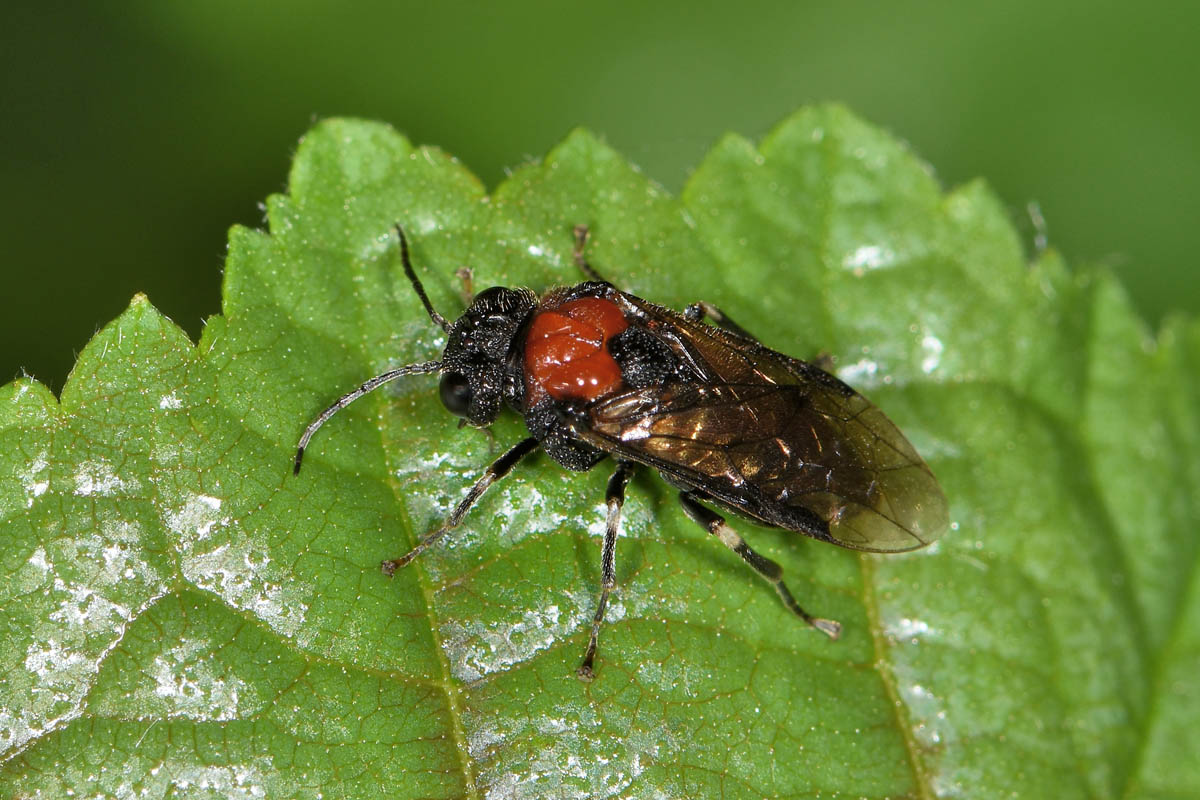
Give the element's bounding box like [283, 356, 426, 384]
[4, 0, 1197, 392]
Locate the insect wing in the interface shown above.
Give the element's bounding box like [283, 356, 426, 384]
[580, 296, 948, 552]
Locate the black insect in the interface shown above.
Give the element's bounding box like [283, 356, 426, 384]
[294, 225, 948, 680]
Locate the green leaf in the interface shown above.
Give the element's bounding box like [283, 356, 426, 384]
[2, 106, 1197, 799]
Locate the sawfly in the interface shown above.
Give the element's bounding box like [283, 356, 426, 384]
[294, 225, 949, 679]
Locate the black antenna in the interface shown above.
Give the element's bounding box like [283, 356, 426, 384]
[294, 360, 443, 475]
[397, 225, 451, 333]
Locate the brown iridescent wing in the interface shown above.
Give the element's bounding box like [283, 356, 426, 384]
[579, 295, 948, 552]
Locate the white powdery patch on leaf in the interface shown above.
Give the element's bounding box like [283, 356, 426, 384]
[167, 492, 311, 645]
[842, 243, 896, 275]
[893, 669, 968, 799]
[3, 629, 126, 758]
[920, 331, 945, 374]
[622, 575, 689, 620]
[468, 704, 677, 800]
[634, 659, 711, 698]
[181, 541, 310, 645]
[75, 516, 161, 590]
[837, 357, 880, 387]
[23, 638, 90, 688]
[411, 478, 575, 583]
[47, 577, 134, 632]
[6, 544, 52, 596]
[896, 673, 955, 751]
[164, 493, 227, 541]
[13, 449, 50, 511]
[28, 545, 50, 571]
[883, 613, 938, 644]
[41, 754, 286, 800]
[439, 589, 612, 684]
[167, 760, 272, 799]
[73, 457, 139, 498]
[38, 523, 155, 636]
[1, 525, 167, 759]
[404, 448, 462, 474]
[157, 391, 183, 410]
[147, 638, 260, 721]
[0, 706, 50, 762]
[488, 484, 570, 551]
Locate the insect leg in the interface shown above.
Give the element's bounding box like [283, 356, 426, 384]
[571, 224, 609, 283]
[454, 266, 475, 304]
[578, 460, 636, 681]
[381, 436, 540, 575]
[682, 301, 758, 341]
[678, 491, 841, 639]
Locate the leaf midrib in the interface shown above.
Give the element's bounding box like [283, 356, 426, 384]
[359, 309, 481, 797]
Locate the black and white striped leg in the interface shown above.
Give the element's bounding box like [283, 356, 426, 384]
[682, 301, 758, 341]
[578, 460, 636, 681]
[381, 437, 540, 575]
[571, 224, 609, 283]
[678, 491, 841, 638]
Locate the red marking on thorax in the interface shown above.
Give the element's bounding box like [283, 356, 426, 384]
[524, 296, 629, 404]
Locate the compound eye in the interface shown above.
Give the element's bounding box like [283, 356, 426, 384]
[439, 372, 474, 417]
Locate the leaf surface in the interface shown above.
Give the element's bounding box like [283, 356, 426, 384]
[2, 107, 1196, 799]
